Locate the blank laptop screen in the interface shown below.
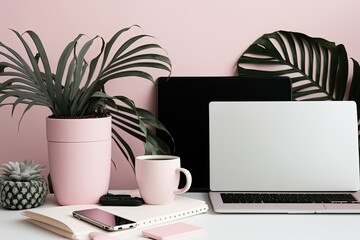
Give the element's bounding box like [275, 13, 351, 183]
[157, 76, 292, 191]
[209, 101, 360, 192]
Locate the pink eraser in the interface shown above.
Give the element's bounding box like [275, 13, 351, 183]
[142, 222, 203, 240]
[89, 232, 118, 240]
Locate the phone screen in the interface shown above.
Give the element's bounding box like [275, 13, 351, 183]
[73, 208, 137, 231]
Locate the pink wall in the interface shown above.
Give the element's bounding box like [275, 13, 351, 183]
[1, 0, 360, 189]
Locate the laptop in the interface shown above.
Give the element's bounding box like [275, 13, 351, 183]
[209, 101, 360, 213]
[156, 76, 292, 192]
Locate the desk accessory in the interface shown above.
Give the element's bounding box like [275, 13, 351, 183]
[142, 222, 203, 240]
[22, 195, 208, 239]
[73, 208, 137, 231]
[99, 194, 143, 206]
[89, 232, 118, 240]
[135, 155, 192, 204]
[0, 160, 48, 210]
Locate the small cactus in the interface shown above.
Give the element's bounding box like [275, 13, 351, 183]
[0, 160, 47, 210]
[0, 160, 44, 181]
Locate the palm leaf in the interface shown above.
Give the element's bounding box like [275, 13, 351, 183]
[9, 30, 50, 101]
[108, 95, 173, 170]
[25, 30, 54, 99]
[0, 31, 55, 117]
[99, 26, 134, 72]
[136, 107, 173, 153]
[237, 31, 360, 111]
[112, 129, 135, 169]
[349, 59, 360, 117]
[53, 34, 83, 116]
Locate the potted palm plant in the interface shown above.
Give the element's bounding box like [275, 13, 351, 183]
[0, 26, 172, 205]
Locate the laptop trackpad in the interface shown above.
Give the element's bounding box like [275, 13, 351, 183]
[272, 204, 325, 213]
[323, 204, 360, 210]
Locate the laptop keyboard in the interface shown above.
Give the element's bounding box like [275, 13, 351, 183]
[220, 193, 360, 204]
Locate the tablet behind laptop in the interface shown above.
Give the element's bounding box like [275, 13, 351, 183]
[209, 101, 360, 213]
[157, 76, 292, 192]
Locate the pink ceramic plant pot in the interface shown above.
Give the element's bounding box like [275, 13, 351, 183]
[46, 116, 112, 205]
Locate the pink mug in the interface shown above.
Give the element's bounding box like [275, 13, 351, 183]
[135, 155, 192, 205]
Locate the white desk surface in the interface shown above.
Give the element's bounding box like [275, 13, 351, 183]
[1, 192, 360, 240]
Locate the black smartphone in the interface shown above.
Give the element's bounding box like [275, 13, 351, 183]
[72, 208, 137, 231]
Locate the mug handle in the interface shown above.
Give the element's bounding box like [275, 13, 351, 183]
[174, 168, 192, 195]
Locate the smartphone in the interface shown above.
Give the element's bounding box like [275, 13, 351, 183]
[72, 208, 137, 231]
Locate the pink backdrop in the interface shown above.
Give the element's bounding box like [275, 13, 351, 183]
[1, 0, 360, 189]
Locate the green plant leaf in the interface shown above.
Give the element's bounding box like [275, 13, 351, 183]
[111, 128, 136, 169]
[237, 30, 360, 123]
[136, 107, 174, 151]
[99, 26, 134, 73]
[86, 37, 105, 87]
[9, 30, 49, 101]
[108, 95, 173, 169]
[25, 31, 54, 100]
[0, 35, 52, 118]
[237, 31, 356, 100]
[144, 131, 171, 155]
[53, 34, 83, 116]
[70, 36, 97, 101]
[348, 58, 360, 116]
[0, 41, 36, 81]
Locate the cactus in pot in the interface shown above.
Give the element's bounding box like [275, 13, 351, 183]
[0, 160, 48, 210]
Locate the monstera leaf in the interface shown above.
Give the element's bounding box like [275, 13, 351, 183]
[237, 30, 360, 118]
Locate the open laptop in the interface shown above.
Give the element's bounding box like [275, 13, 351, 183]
[156, 76, 292, 192]
[209, 101, 360, 213]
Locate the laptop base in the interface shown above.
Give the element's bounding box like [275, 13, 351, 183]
[209, 192, 360, 213]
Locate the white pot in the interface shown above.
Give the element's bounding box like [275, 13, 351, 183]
[46, 116, 112, 205]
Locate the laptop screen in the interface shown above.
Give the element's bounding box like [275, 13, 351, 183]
[156, 76, 292, 191]
[209, 101, 360, 192]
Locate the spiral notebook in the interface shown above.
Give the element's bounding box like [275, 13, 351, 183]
[22, 195, 208, 239]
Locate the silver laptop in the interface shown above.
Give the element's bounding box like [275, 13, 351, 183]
[209, 101, 360, 213]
